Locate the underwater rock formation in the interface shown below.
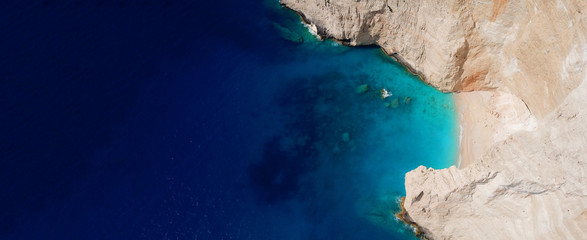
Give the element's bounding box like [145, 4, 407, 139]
[280, 0, 587, 239]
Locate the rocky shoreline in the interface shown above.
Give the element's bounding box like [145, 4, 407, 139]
[395, 197, 431, 240]
[280, 0, 587, 239]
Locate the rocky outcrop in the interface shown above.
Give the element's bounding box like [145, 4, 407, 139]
[280, 0, 587, 239]
[404, 78, 587, 238]
[281, 0, 586, 117]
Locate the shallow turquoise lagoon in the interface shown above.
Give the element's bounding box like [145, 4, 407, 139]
[0, 0, 459, 239]
[233, 3, 460, 239]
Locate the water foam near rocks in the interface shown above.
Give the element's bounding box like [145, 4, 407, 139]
[0, 1, 459, 239]
[238, 2, 459, 238]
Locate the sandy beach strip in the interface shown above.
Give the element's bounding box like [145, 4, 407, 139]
[454, 91, 497, 168]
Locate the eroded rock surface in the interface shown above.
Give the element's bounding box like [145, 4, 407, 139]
[280, 0, 587, 239]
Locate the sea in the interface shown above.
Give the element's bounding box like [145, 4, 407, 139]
[0, 1, 458, 239]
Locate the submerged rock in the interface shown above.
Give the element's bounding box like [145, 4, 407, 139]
[356, 84, 369, 94]
[272, 23, 303, 43]
[281, 0, 587, 238]
[391, 98, 399, 108]
[341, 132, 350, 142]
[404, 96, 411, 104]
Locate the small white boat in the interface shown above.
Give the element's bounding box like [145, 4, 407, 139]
[381, 88, 392, 99]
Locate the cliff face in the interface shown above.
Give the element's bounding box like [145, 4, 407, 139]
[281, 0, 586, 117]
[280, 0, 587, 239]
[403, 82, 587, 239]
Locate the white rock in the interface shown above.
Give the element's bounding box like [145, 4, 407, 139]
[281, 0, 587, 239]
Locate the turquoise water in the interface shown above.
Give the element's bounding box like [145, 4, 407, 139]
[1, 1, 458, 239]
[240, 3, 459, 238]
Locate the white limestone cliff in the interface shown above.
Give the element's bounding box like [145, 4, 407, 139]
[280, 0, 587, 239]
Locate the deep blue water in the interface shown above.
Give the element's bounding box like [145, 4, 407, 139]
[0, 1, 458, 239]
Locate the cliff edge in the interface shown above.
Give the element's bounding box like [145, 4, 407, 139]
[280, 0, 587, 239]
